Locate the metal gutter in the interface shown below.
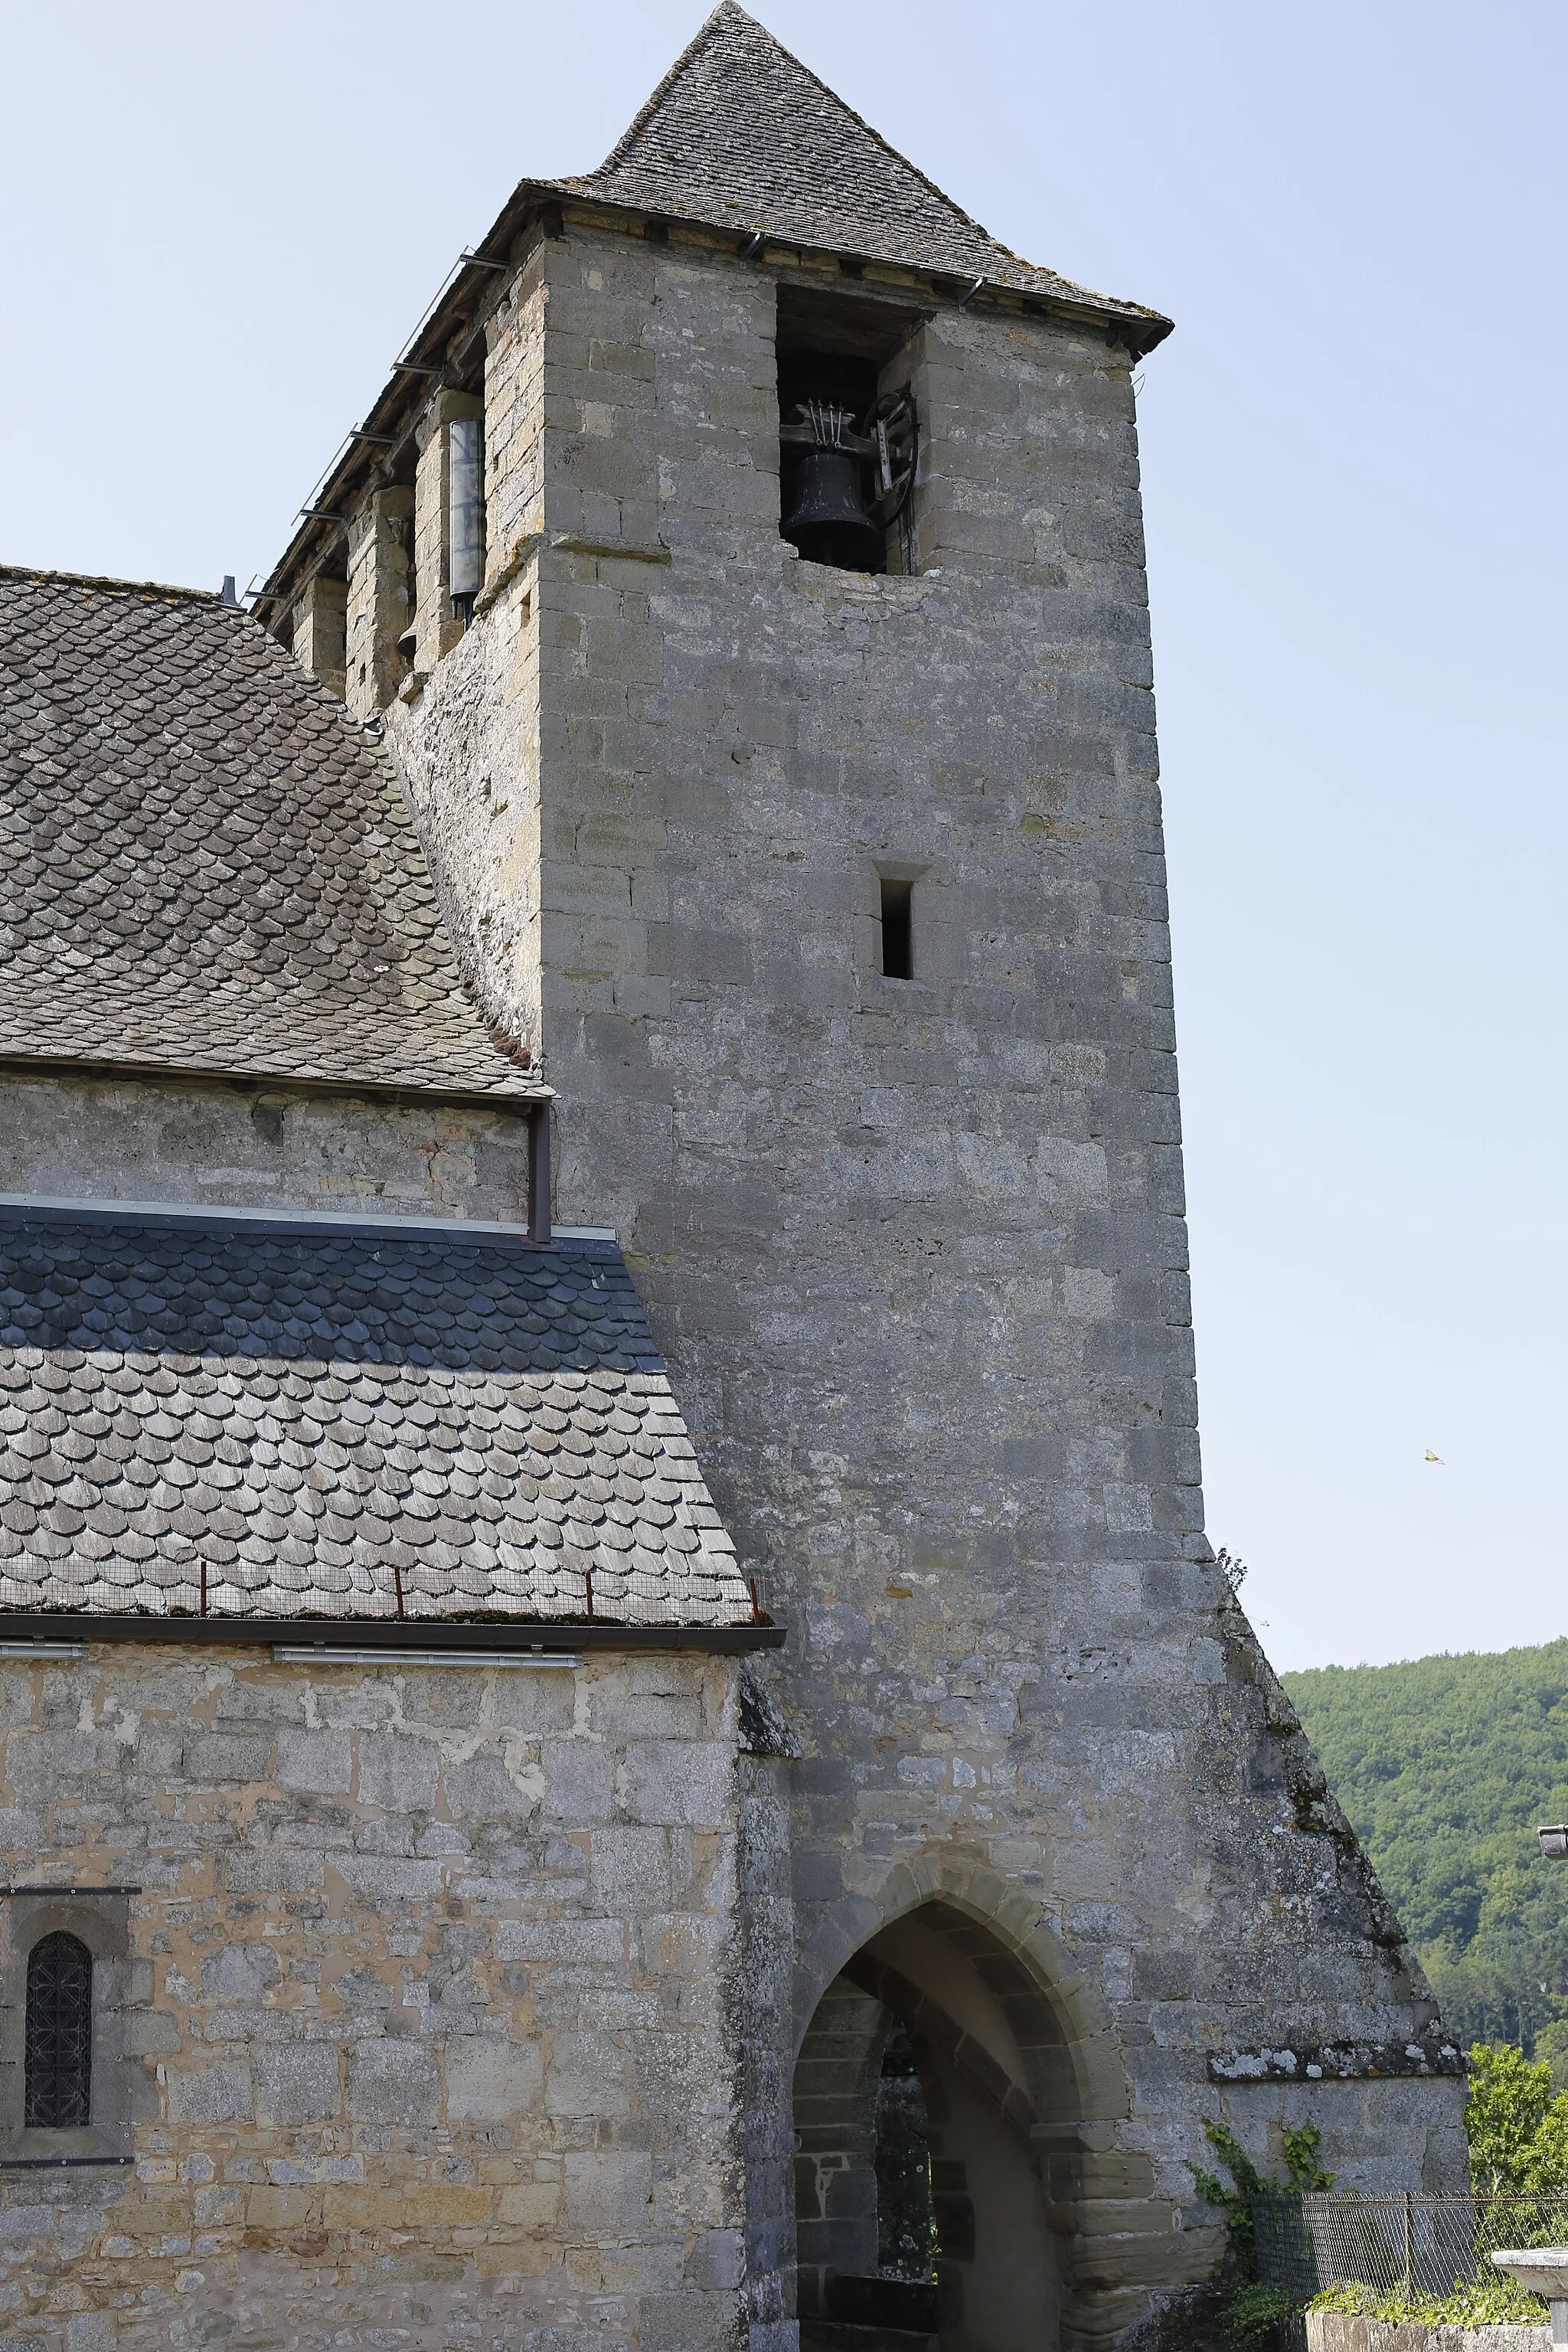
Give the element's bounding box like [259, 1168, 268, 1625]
[0, 1193, 585, 1250]
[0, 1614, 785, 1655]
[0, 1051, 547, 1112]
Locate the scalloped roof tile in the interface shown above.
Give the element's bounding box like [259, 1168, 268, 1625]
[0, 568, 538, 1099]
[0, 1212, 753, 1628]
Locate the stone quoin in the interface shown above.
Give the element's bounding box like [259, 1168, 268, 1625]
[0, 8, 1465, 2351]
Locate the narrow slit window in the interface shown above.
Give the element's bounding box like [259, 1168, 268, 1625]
[24, 1931, 93, 2126]
[880, 878, 913, 979]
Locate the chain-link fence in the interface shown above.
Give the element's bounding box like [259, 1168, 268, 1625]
[1253, 2194, 1568, 2304]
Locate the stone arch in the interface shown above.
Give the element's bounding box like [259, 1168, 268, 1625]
[795, 1851, 1130, 2129]
[792, 1854, 1174, 2352]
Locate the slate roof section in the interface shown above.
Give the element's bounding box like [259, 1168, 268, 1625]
[0, 1210, 752, 1628]
[566, 2, 1167, 325]
[0, 568, 538, 1099]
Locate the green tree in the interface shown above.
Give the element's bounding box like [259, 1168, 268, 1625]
[1535, 2020, 1568, 2095]
[1282, 1640, 1568, 2053]
[1465, 2041, 1568, 2196]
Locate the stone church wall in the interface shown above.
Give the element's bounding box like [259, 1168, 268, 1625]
[0, 1643, 754, 2352]
[0, 1069, 538, 1227]
[387, 213, 1467, 2343]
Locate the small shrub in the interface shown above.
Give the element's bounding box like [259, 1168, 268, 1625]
[1196, 2119, 1334, 2347]
[1308, 2272, 1547, 2326]
[1195, 2119, 1335, 2272]
[1222, 2283, 1297, 2349]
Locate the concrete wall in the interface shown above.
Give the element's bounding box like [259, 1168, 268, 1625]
[384, 211, 1468, 2347]
[0, 1642, 750, 2352]
[0, 1068, 537, 1224]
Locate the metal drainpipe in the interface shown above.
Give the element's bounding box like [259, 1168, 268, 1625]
[449, 416, 484, 622]
[527, 1102, 552, 1245]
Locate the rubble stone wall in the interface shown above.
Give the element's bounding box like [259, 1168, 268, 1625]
[0, 1069, 538, 1226]
[0, 1643, 750, 2352]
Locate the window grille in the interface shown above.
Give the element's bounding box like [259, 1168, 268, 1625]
[24, 1931, 93, 2127]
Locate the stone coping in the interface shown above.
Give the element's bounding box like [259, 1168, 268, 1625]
[1307, 2314, 1550, 2352]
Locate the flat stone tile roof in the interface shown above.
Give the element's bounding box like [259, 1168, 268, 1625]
[0, 1210, 751, 1628]
[0, 568, 538, 1099]
[565, 1, 1168, 326]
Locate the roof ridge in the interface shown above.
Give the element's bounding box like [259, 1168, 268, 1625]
[0, 562, 220, 604]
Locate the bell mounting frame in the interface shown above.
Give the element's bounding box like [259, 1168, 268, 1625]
[779, 387, 919, 575]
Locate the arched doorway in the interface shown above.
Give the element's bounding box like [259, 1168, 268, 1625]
[792, 1893, 1161, 2352]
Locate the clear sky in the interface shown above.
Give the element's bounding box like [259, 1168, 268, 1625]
[2, 2, 1563, 1672]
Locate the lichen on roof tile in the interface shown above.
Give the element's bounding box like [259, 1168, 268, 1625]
[0, 569, 538, 1098]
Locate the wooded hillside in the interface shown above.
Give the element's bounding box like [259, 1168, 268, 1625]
[1282, 1638, 1568, 2052]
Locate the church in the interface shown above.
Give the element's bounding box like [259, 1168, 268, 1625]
[0, 10, 1465, 2351]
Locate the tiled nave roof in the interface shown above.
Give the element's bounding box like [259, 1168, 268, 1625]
[0, 568, 537, 1099]
[0, 1210, 752, 1631]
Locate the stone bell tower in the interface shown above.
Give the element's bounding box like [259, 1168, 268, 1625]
[262, 10, 1467, 2347]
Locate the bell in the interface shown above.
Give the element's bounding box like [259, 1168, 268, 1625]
[782, 449, 884, 572]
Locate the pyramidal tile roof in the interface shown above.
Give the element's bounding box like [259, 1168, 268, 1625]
[262, 8, 1167, 616]
[564, 2, 1165, 328]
